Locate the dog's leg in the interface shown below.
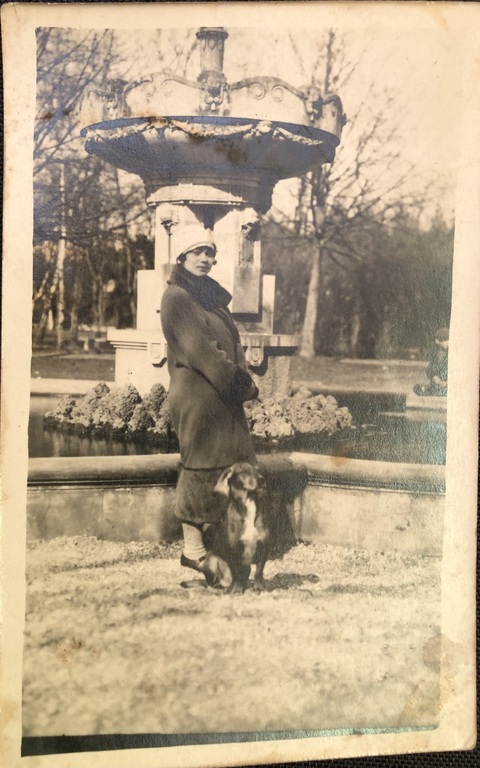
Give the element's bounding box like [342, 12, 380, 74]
[253, 543, 268, 592]
[203, 552, 232, 589]
[228, 560, 251, 594]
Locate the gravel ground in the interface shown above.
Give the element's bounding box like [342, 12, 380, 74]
[23, 537, 441, 738]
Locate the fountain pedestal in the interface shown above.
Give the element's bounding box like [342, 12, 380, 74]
[80, 27, 344, 397]
[109, 196, 298, 398]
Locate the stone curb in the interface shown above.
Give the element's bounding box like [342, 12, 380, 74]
[28, 452, 445, 494]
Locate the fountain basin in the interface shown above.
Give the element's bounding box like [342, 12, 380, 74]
[82, 117, 340, 211]
[83, 117, 339, 175]
[27, 452, 445, 556]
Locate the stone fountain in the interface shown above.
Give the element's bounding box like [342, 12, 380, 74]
[30, 30, 445, 632]
[80, 27, 344, 397]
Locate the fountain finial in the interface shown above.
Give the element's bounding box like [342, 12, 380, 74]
[196, 27, 229, 77]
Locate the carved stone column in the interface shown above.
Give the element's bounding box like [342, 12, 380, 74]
[195, 28, 229, 114]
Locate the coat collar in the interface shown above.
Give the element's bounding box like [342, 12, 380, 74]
[168, 264, 232, 311]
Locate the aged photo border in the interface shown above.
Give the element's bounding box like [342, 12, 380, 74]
[1, 2, 479, 766]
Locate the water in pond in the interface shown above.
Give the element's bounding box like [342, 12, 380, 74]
[29, 396, 446, 465]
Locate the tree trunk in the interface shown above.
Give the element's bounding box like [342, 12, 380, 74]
[56, 237, 66, 351]
[350, 294, 362, 358]
[114, 168, 136, 327]
[69, 255, 83, 343]
[130, 269, 137, 327]
[34, 301, 50, 345]
[300, 241, 322, 357]
[35, 260, 61, 347]
[33, 272, 54, 345]
[91, 279, 101, 331]
[294, 176, 308, 237]
[56, 163, 67, 352]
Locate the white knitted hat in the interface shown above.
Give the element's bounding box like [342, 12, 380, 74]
[175, 225, 216, 261]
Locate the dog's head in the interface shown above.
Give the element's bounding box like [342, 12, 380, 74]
[214, 462, 266, 501]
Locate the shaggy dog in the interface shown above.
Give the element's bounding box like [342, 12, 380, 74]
[203, 462, 270, 594]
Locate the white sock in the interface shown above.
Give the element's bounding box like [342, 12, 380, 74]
[182, 523, 207, 561]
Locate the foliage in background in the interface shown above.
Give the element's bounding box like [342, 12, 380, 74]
[262, 211, 453, 359]
[266, 30, 454, 359]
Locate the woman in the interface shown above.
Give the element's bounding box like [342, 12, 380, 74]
[160, 226, 258, 578]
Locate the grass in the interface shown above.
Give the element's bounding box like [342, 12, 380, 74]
[23, 537, 440, 737]
[31, 352, 116, 382]
[31, 330, 429, 392]
[31, 349, 429, 394]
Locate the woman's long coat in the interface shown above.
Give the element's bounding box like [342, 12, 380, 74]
[160, 265, 256, 473]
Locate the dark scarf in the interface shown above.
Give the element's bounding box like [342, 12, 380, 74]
[168, 263, 232, 311]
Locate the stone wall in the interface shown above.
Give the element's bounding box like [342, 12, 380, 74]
[27, 453, 445, 555]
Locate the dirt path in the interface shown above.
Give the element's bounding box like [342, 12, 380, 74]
[23, 537, 441, 739]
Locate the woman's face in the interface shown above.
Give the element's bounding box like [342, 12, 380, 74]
[182, 246, 216, 276]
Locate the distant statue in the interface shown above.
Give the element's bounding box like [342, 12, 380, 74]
[414, 327, 449, 397]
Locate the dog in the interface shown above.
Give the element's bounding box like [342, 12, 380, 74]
[203, 462, 270, 594]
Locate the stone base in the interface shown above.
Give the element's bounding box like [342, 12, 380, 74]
[292, 485, 443, 556]
[27, 485, 181, 543]
[108, 329, 169, 395]
[250, 352, 294, 400]
[109, 328, 298, 398]
[406, 393, 448, 412]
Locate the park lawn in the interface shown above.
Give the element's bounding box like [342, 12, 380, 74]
[31, 351, 428, 394]
[31, 353, 116, 382]
[23, 536, 441, 738]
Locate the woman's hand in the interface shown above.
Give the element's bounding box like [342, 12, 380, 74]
[244, 379, 259, 401]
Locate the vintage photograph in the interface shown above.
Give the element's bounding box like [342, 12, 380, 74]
[1, 3, 478, 767]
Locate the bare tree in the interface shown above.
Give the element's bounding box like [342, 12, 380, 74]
[33, 28, 152, 347]
[34, 29, 116, 174]
[34, 29, 117, 346]
[33, 27, 191, 348]
[277, 30, 434, 358]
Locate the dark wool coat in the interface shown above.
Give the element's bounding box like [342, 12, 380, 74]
[161, 264, 257, 472]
